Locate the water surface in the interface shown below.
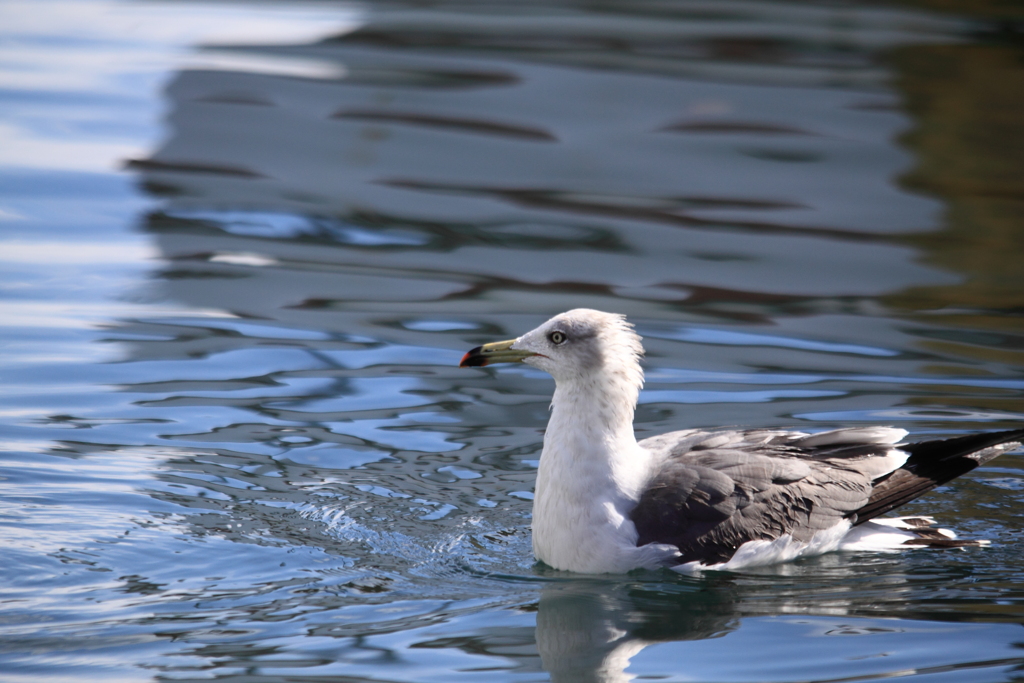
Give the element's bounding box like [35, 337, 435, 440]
[2, 1, 1024, 681]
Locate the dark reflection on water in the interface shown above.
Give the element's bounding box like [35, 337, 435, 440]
[2, 0, 1024, 681]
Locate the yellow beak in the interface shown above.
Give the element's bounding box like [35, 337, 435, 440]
[459, 339, 537, 367]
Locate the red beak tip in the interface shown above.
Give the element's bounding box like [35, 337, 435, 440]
[460, 348, 489, 367]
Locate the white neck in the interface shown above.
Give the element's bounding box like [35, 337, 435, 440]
[546, 373, 646, 494]
[530, 372, 657, 573]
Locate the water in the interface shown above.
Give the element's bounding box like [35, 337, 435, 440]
[2, 0, 1024, 680]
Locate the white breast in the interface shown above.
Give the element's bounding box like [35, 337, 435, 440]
[530, 394, 678, 574]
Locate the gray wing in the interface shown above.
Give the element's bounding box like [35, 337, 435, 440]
[631, 428, 908, 565]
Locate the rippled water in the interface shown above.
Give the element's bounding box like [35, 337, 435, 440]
[3, 1, 1024, 680]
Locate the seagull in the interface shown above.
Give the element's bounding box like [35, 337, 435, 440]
[460, 309, 1024, 573]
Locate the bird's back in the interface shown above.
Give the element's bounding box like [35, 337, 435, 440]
[632, 427, 1024, 568]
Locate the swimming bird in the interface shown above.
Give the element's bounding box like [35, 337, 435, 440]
[460, 309, 1023, 573]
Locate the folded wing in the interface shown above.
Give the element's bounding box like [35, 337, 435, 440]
[631, 427, 1024, 566]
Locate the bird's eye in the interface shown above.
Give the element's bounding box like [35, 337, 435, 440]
[549, 331, 567, 345]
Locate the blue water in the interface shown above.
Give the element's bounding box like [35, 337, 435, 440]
[2, 1, 1024, 681]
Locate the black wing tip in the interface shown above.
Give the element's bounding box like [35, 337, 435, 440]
[855, 427, 1024, 524]
[903, 427, 1024, 464]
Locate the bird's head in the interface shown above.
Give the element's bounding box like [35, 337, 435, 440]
[460, 309, 644, 390]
